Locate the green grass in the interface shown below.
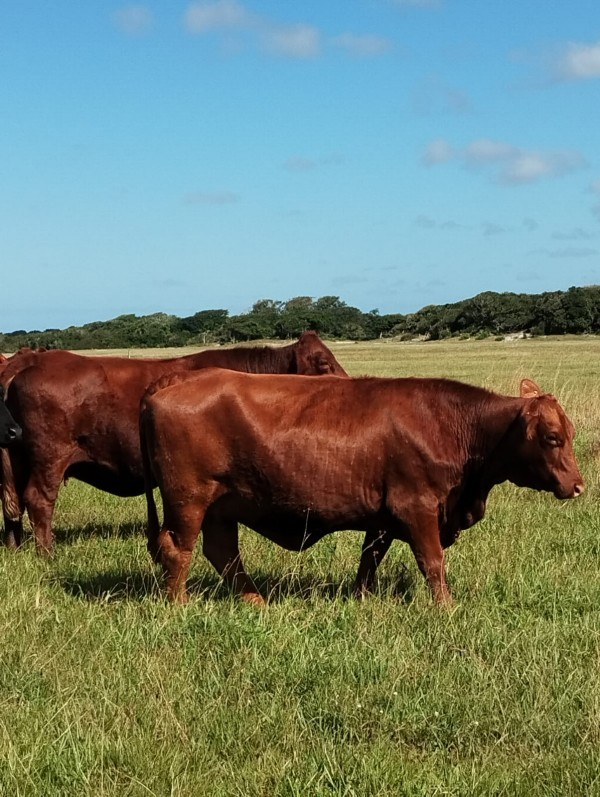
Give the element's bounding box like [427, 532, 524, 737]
[1, 338, 600, 795]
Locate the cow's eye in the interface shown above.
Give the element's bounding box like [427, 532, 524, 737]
[545, 433, 561, 447]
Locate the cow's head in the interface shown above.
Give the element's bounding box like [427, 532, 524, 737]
[0, 385, 22, 447]
[292, 331, 349, 377]
[507, 378, 583, 499]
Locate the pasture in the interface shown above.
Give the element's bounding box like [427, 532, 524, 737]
[1, 337, 600, 796]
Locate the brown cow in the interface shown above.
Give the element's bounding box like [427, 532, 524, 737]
[0, 332, 347, 552]
[140, 371, 583, 605]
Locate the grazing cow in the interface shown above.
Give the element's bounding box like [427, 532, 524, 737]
[0, 386, 21, 448]
[0, 332, 347, 552]
[140, 371, 583, 605]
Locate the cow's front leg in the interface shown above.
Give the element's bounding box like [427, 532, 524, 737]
[408, 515, 452, 605]
[23, 472, 63, 556]
[352, 528, 393, 598]
[202, 518, 265, 606]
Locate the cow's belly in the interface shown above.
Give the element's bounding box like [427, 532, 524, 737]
[65, 462, 145, 497]
[211, 495, 383, 551]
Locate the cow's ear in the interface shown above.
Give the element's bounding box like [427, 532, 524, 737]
[311, 351, 332, 375]
[520, 378, 542, 399]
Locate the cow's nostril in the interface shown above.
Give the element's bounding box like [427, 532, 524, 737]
[573, 483, 584, 498]
[7, 425, 22, 441]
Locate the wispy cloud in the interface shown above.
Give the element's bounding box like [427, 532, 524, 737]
[184, 2, 390, 59]
[422, 138, 455, 165]
[423, 137, 586, 184]
[332, 33, 392, 57]
[555, 40, 600, 80]
[113, 5, 154, 35]
[185, 0, 249, 32]
[552, 227, 595, 241]
[263, 24, 320, 58]
[185, 1, 320, 58]
[414, 215, 465, 230]
[183, 191, 240, 205]
[415, 215, 510, 236]
[284, 154, 344, 172]
[284, 157, 317, 173]
[529, 247, 597, 259]
[482, 222, 506, 236]
[389, 0, 442, 7]
[413, 76, 471, 115]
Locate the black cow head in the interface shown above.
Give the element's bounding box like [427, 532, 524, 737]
[0, 385, 22, 447]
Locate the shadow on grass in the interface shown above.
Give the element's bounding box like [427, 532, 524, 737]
[60, 563, 417, 605]
[53, 522, 144, 545]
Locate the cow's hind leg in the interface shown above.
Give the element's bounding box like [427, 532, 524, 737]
[155, 501, 205, 603]
[202, 516, 264, 606]
[352, 528, 393, 599]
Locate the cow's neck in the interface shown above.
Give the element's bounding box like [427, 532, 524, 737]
[468, 395, 525, 495]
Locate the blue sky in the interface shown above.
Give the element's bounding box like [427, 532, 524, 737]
[2, 1, 599, 332]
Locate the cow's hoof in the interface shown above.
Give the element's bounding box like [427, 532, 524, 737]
[242, 592, 266, 607]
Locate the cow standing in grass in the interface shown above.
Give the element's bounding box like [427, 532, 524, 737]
[0, 332, 347, 552]
[140, 371, 583, 604]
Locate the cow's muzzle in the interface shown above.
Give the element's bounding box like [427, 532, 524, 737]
[555, 481, 584, 500]
[5, 424, 22, 444]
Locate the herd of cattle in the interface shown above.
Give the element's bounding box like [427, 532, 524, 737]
[0, 332, 584, 606]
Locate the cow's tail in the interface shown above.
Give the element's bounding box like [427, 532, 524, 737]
[139, 399, 161, 564]
[1, 446, 23, 547]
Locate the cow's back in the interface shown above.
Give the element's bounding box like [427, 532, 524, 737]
[142, 371, 485, 527]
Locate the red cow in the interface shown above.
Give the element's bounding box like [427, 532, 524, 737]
[140, 370, 583, 604]
[1, 333, 347, 552]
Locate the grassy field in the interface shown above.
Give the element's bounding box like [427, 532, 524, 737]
[1, 337, 600, 796]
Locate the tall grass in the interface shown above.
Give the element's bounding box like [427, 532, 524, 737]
[1, 337, 599, 796]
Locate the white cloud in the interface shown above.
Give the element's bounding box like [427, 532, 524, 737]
[113, 5, 154, 35]
[284, 154, 344, 172]
[424, 137, 586, 184]
[184, 0, 249, 32]
[414, 215, 465, 229]
[482, 222, 506, 236]
[332, 33, 392, 57]
[262, 24, 320, 58]
[552, 227, 594, 241]
[413, 76, 471, 115]
[284, 157, 317, 172]
[557, 40, 600, 79]
[184, 2, 389, 60]
[465, 138, 515, 163]
[529, 247, 597, 259]
[422, 138, 454, 165]
[415, 214, 436, 228]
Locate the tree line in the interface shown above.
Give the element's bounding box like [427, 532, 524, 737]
[2, 286, 600, 352]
